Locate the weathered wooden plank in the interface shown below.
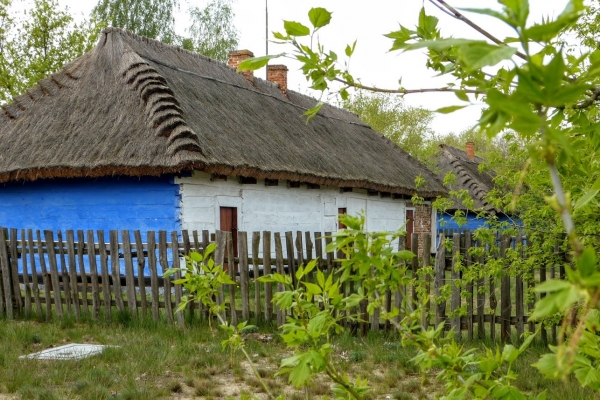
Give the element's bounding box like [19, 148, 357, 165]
[395, 235, 407, 327]
[434, 234, 446, 326]
[411, 232, 419, 310]
[540, 239, 548, 345]
[21, 229, 31, 317]
[295, 230, 304, 271]
[133, 230, 148, 317]
[477, 241, 485, 339]
[274, 232, 286, 326]
[36, 230, 51, 321]
[226, 231, 237, 325]
[192, 230, 200, 252]
[56, 231, 72, 314]
[240, 232, 251, 322]
[66, 230, 81, 319]
[325, 232, 333, 274]
[252, 231, 261, 322]
[515, 234, 525, 338]
[109, 231, 125, 313]
[263, 231, 273, 323]
[122, 230, 137, 316]
[451, 233, 461, 340]
[314, 232, 323, 271]
[181, 230, 194, 322]
[305, 232, 314, 283]
[171, 231, 185, 327]
[44, 230, 63, 319]
[86, 230, 101, 319]
[422, 233, 432, 330]
[285, 231, 296, 286]
[9, 229, 22, 314]
[464, 232, 473, 340]
[77, 230, 90, 316]
[97, 230, 112, 320]
[27, 229, 43, 317]
[213, 231, 227, 322]
[489, 276, 497, 342]
[158, 231, 173, 325]
[500, 235, 511, 342]
[201, 230, 210, 321]
[0, 230, 5, 318]
[147, 231, 160, 321]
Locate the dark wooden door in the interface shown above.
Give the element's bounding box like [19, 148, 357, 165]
[405, 209, 414, 250]
[220, 207, 238, 257]
[338, 208, 347, 229]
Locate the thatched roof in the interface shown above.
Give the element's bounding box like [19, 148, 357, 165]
[0, 28, 445, 197]
[436, 144, 498, 214]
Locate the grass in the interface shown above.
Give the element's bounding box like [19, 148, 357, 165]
[0, 315, 596, 399]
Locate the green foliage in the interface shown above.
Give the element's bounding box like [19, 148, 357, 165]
[92, 0, 178, 43]
[0, 0, 99, 103]
[183, 0, 239, 62]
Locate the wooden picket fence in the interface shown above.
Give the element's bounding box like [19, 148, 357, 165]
[0, 227, 565, 342]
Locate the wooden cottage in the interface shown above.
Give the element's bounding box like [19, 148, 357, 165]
[0, 28, 445, 247]
[435, 142, 512, 232]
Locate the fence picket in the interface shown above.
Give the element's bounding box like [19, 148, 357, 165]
[263, 231, 273, 323]
[9, 229, 22, 314]
[274, 232, 285, 326]
[181, 230, 194, 322]
[21, 229, 31, 317]
[239, 232, 250, 322]
[477, 242, 485, 339]
[158, 231, 173, 325]
[147, 231, 160, 322]
[226, 231, 237, 326]
[44, 230, 63, 318]
[122, 230, 137, 316]
[97, 230, 112, 320]
[285, 231, 296, 286]
[252, 231, 261, 322]
[500, 236, 511, 342]
[28, 229, 43, 317]
[515, 234, 524, 338]
[214, 231, 227, 322]
[422, 233, 432, 330]
[133, 230, 148, 317]
[109, 231, 125, 313]
[77, 230, 90, 316]
[56, 231, 72, 314]
[434, 234, 445, 326]
[451, 233, 461, 340]
[86, 230, 101, 319]
[464, 232, 473, 340]
[171, 231, 185, 327]
[36, 230, 51, 320]
[66, 230, 81, 319]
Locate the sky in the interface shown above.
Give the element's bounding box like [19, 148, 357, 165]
[54, 0, 572, 136]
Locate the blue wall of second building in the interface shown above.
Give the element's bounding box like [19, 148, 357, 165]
[0, 176, 181, 275]
[437, 212, 516, 232]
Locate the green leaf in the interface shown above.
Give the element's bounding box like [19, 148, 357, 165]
[455, 90, 469, 102]
[189, 251, 202, 262]
[575, 176, 600, 209]
[534, 279, 572, 293]
[289, 361, 311, 387]
[577, 247, 597, 278]
[237, 53, 284, 71]
[533, 353, 561, 379]
[303, 282, 323, 295]
[284, 20, 310, 37]
[405, 38, 483, 52]
[458, 43, 517, 72]
[458, 7, 514, 26]
[308, 7, 331, 29]
[304, 102, 324, 122]
[436, 105, 467, 114]
[574, 366, 600, 388]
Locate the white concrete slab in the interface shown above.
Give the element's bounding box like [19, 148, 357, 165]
[20, 344, 117, 360]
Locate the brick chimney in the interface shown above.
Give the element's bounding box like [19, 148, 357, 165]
[267, 65, 288, 95]
[228, 49, 254, 82]
[466, 141, 475, 160]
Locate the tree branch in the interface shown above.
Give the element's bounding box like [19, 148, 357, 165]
[429, 0, 527, 60]
[572, 86, 600, 109]
[332, 77, 484, 95]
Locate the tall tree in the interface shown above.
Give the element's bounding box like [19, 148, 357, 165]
[341, 92, 440, 164]
[91, 0, 178, 43]
[0, 0, 99, 103]
[183, 0, 238, 62]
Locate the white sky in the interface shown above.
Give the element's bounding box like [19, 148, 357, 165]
[55, 0, 571, 136]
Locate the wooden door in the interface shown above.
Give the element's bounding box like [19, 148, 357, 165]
[338, 208, 347, 229]
[405, 209, 414, 249]
[220, 207, 238, 257]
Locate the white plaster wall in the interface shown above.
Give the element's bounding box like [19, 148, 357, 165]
[176, 172, 408, 255]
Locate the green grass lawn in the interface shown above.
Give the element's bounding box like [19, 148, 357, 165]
[0, 314, 596, 399]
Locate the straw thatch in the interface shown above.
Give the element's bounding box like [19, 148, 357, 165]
[0, 28, 446, 197]
[436, 144, 498, 214]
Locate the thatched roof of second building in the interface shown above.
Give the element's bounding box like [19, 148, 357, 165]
[0, 28, 446, 197]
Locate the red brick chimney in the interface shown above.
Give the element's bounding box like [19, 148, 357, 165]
[466, 141, 475, 160]
[228, 50, 254, 82]
[267, 65, 288, 95]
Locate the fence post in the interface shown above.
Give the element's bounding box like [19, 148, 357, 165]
[434, 233, 446, 326]
[500, 235, 511, 342]
[0, 227, 13, 319]
[421, 233, 431, 330]
[451, 233, 461, 340]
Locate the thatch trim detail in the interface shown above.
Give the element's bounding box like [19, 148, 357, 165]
[119, 48, 202, 155]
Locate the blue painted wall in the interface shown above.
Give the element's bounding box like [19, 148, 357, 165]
[0, 176, 181, 275]
[437, 212, 518, 232]
[0, 176, 180, 232]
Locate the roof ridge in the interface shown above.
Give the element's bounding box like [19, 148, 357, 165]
[115, 34, 205, 158]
